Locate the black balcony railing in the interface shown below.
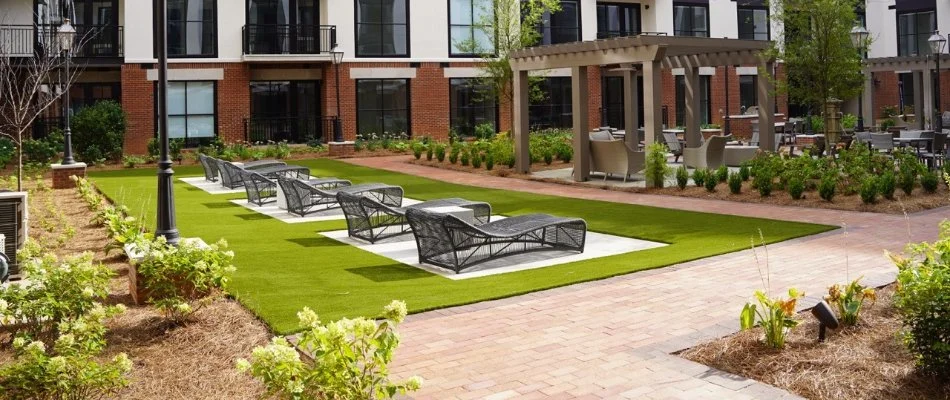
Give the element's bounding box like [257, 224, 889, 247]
[596, 30, 667, 39]
[244, 116, 338, 143]
[242, 24, 337, 55]
[0, 24, 123, 58]
[32, 117, 64, 140]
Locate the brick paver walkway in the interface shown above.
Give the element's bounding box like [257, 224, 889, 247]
[346, 156, 947, 399]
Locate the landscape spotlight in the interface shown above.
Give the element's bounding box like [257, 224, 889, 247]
[810, 301, 839, 342]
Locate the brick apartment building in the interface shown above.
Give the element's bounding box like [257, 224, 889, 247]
[2, 0, 950, 154]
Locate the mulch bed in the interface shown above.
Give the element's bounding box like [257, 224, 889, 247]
[0, 180, 271, 399]
[679, 286, 950, 400]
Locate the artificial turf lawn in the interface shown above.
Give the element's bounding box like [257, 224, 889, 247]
[89, 159, 835, 334]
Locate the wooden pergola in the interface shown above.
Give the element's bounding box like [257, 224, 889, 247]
[863, 55, 948, 130]
[509, 35, 775, 181]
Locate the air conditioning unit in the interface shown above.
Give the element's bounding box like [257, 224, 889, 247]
[0, 192, 28, 279]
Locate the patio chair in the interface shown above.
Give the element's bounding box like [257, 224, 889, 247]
[241, 170, 279, 206]
[404, 208, 587, 274]
[683, 135, 727, 169]
[338, 191, 491, 243]
[918, 132, 946, 170]
[277, 178, 402, 217]
[218, 160, 249, 189]
[870, 133, 894, 154]
[198, 153, 220, 182]
[589, 135, 645, 182]
[662, 132, 684, 162]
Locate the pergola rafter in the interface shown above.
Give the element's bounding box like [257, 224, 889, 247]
[509, 35, 776, 181]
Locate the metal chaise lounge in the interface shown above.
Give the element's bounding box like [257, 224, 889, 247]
[404, 209, 587, 274]
[198, 153, 220, 182]
[277, 178, 404, 217]
[241, 170, 351, 207]
[219, 161, 308, 189]
[213, 157, 288, 188]
[338, 191, 491, 243]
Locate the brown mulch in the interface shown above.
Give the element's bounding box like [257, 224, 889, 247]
[1, 180, 271, 399]
[680, 286, 950, 400]
[408, 157, 950, 214]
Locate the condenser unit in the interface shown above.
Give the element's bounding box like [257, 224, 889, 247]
[0, 192, 28, 279]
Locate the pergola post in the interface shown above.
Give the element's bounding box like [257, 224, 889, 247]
[683, 67, 702, 147]
[756, 61, 776, 151]
[642, 60, 662, 146]
[862, 68, 873, 129]
[923, 68, 934, 129]
[513, 70, 531, 173]
[572, 66, 590, 182]
[622, 66, 639, 147]
[913, 71, 925, 129]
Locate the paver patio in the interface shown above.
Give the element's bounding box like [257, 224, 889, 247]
[347, 156, 946, 399]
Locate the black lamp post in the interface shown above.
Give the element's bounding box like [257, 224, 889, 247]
[58, 18, 76, 165]
[850, 24, 869, 132]
[929, 31, 947, 131]
[331, 51, 344, 142]
[154, 0, 180, 245]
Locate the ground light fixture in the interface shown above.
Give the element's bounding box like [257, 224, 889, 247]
[850, 24, 869, 132]
[929, 31, 946, 131]
[58, 18, 77, 165]
[811, 301, 839, 342]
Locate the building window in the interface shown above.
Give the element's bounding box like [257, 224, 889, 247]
[601, 75, 644, 130]
[596, 3, 640, 39]
[674, 75, 711, 126]
[739, 75, 757, 112]
[737, 6, 768, 40]
[163, 81, 216, 141]
[166, 0, 217, 57]
[529, 77, 572, 129]
[449, 78, 497, 137]
[536, 0, 581, 45]
[249, 81, 321, 143]
[449, 0, 493, 56]
[897, 10, 936, 56]
[356, 79, 410, 136]
[899, 72, 915, 114]
[355, 0, 409, 57]
[673, 3, 709, 37]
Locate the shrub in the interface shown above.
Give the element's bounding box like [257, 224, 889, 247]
[474, 122, 496, 140]
[147, 138, 160, 160]
[435, 143, 446, 162]
[169, 139, 184, 163]
[22, 138, 57, 164]
[897, 150, 921, 195]
[645, 143, 670, 189]
[555, 142, 573, 163]
[739, 164, 751, 182]
[692, 169, 707, 188]
[754, 168, 773, 197]
[819, 173, 837, 202]
[237, 301, 423, 399]
[411, 143, 422, 160]
[449, 145, 460, 164]
[920, 170, 939, 193]
[703, 170, 717, 192]
[890, 222, 950, 379]
[879, 171, 897, 200]
[425, 145, 434, 161]
[728, 171, 742, 194]
[122, 155, 146, 168]
[860, 177, 878, 204]
[471, 151, 482, 168]
[485, 153, 494, 171]
[676, 166, 689, 190]
[134, 236, 236, 321]
[460, 151, 470, 166]
[824, 278, 876, 326]
[71, 100, 126, 162]
[788, 176, 805, 200]
[542, 149, 553, 165]
[740, 288, 804, 349]
[0, 136, 15, 168]
[265, 141, 291, 159]
[715, 165, 728, 183]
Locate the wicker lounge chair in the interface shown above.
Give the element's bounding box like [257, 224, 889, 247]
[338, 191, 491, 243]
[198, 154, 220, 182]
[277, 178, 403, 217]
[404, 208, 587, 274]
[241, 171, 280, 206]
[213, 157, 287, 188]
[219, 161, 305, 189]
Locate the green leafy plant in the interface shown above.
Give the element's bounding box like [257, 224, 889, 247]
[824, 277, 876, 326]
[169, 138, 185, 164]
[728, 171, 742, 194]
[676, 166, 689, 190]
[754, 167, 774, 197]
[920, 170, 939, 193]
[411, 141, 423, 160]
[841, 113, 858, 130]
[788, 176, 805, 200]
[121, 155, 146, 168]
[71, 100, 127, 162]
[425, 145, 434, 161]
[471, 149, 483, 168]
[692, 169, 707, 188]
[448, 146, 459, 164]
[460, 151, 470, 167]
[703, 169, 717, 192]
[890, 222, 950, 379]
[644, 143, 670, 189]
[860, 176, 878, 204]
[879, 171, 897, 200]
[237, 301, 423, 400]
[739, 164, 751, 182]
[474, 122, 496, 140]
[542, 149, 553, 165]
[715, 165, 728, 183]
[819, 173, 837, 202]
[485, 153, 494, 171]
[22, 138, 57, 164]
[740, 287, 804, 349]
[0, 136, 16, 169]
[435, 143, 446, 162]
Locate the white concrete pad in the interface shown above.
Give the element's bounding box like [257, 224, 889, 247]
[321, 223, 667, 280]
[229, 198, 423, 224]
[180, 177, 244, 194]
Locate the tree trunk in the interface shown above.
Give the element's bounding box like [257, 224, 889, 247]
[823, 99, 843, 157]
[16, 135, 22, 192]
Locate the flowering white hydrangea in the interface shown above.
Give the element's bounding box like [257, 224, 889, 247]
[82, 287, 96, 298]
[173, 302, 192, 315]
[26, 340, 46, 354]
[297, 307, 321, 329]
[384, 300, 408, 323]
[56, 333, 76, 349]
[235, 358, 252, 372]
[12, 336, 26, 349]
[47, 356, 68, 373]
[406, 376, 424, 390]
[114, 353, 133, 372]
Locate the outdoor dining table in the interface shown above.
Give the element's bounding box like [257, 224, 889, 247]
[893, 137, 933, 155]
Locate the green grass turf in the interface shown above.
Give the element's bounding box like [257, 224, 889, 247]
[89, 159, 835, 334]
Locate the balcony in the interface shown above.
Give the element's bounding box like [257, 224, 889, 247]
[596, 31, 666, 39]
[244, 116, 338, 143]
[242, 24, 337, 62]
[0, 24, 123, 60]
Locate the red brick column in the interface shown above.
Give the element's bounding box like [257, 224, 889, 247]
[51, 163, 87, 189]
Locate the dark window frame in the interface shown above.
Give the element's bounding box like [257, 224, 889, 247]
[533, 0, 582, 46]
[896, 8, 936, 57]
[738, 74, 758, 112]
[355, 78, 412, 136]
[673, 2, 709, 37]
[156, 0, 219, 59]
[448, 0, 495, 57]
[154, 80, 219, 145]
[596, 2, 641, 39]
[354, 0, 410, 58]
[449, 78, 499, 137]
[674, 74, 711, 126]
[737, 5, 769, 40]
[600, 75, 644, 130]
[529, 76, 572, 129]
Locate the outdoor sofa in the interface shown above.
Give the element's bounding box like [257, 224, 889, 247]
[405, 208, 587, 274]
[338, 191, 491, 243]
[277, 178, 403, 217]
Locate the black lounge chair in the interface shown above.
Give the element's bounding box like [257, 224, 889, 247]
[198, 153, 220, 182]
[277, 178, 403, 217]
[338, 191, 491, 243]
[404, 209, 587, 274]
[219, 161, 305, 189]
[240, 171, 349, 207]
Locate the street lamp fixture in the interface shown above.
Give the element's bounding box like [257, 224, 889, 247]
[929, 31, 946, 131]
[331, 50, 344, 143]
[58, 19, 77, 165]
[850, 24, 870, 132]
[154, 0, 180, 245]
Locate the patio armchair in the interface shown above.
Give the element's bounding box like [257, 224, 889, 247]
[870, 133, 894, 154]
[683, 135, 727, 169]
[277, 178, 402, 217]
[918, 132, 946, 170]
[338, 191, 491, 243]
[589, 135, 645, 182]
[662, 132, 684, 162]
[404, 208, 587, 274]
